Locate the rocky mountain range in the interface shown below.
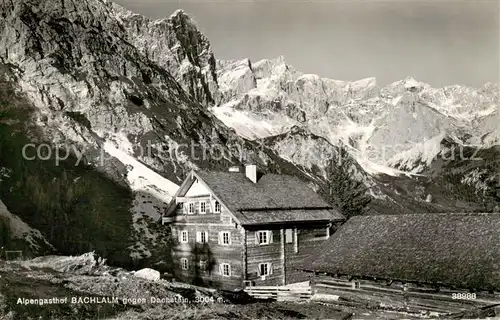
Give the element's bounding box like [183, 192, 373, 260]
[0, 0, 498, 266]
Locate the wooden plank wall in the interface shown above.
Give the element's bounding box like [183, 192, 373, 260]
[245, 224, 331, 286]
[245, 228, 284, 286]
[170, 203, 245, 290]
[312, 275, 500, 314]
[285, 224, 330, 284]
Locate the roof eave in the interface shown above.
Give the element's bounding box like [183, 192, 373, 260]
[241, 219, 335, 227]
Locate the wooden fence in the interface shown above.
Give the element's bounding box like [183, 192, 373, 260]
[244, 285, 312, 301]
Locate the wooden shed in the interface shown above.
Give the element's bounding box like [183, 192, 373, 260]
[304, 213, 500, 314]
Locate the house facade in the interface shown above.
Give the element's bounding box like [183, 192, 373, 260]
[162, 165, 344, 290]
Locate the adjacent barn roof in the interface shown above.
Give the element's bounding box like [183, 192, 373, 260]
[193, 170, 344, 225]
[306, 213, 500, 291]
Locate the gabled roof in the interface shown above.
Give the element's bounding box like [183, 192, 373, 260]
[169, 170, 343, 226]
[306, 213, 500, 291]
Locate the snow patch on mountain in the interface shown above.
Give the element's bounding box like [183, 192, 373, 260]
[210, 102, 298, 140]
[388, 133, 447, 173]
[211, 54, 499, 175]
[102, 133, 180, 259]
[103, 133, 179, 206]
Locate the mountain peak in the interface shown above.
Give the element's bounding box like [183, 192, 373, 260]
[168, 9, 196, 25]
[171, 9, 186, 17]
[403, 76, 426, 88]
[113, 4, 219, 106]
[169, 9, 190, 20]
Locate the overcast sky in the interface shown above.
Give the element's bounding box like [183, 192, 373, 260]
[114, 0, 499, 87]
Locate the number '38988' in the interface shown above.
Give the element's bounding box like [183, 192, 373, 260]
[452, 293, 476, 300]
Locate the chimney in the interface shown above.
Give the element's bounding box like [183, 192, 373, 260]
[245, 164, 257, 183]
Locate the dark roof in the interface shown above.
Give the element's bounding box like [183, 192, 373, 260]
[306, 213, 500, 291]
[194, 171, 344, 225]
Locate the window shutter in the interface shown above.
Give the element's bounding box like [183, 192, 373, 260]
[269, 263, 273, 275]
[178, 232, 182, 243]
[228, 232, 232, 245]
[196, 232, 201, 243]
[269, 231, 273, 244]
[257, 264, 261, 276]
[219, 264, 223, 275]
[255, 232, 259, 245]
[218, 232, 222, 245]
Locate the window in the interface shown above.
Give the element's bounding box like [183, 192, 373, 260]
[285, 229, 293, 243]
[196, 231, 208, 244]
[180, 230, 189, 243]
[219, 231, 231, 245]
[199, 260, 207, 272]
[178, 202, 184, 212]
[352, 281, 360, 289]
[181, 258, 189, 270]
[214, 200, 221, 213]
[199, 201, 206, 214]
[256, 231, 272, 245]
[188, 202, 195, 214]
[258, 263, 272, 276]
[220, 263, 231, 277]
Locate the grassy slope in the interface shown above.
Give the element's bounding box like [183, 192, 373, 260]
[0, 260, 357, 320]
[0, 68, 135, 265]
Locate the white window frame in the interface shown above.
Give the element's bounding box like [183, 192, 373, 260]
[180, 230, 189, 243]
[214, 200, 221, 213]
[199, 260, 207, 272]
[257, 230, 272, 245]
[188, 202, 195, 215]
[258, 262, 272, 276]
[196, 231, 208, 244]
[285, 229, 293, 243]
[181, 258, 189, 270]
[219, 231, 231, 245]
[220, 263, 231, 277]
[199, 201, 207, 214]
[352, 281, 360, 289]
